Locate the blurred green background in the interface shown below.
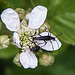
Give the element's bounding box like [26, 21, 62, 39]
[0, 0, 75, 75]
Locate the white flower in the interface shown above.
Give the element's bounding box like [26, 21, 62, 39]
[25, 13, 31, 20]
[36, 32, 62, 51]
[1, 6, 47, 69]
[20, 51, 38, 69]
[28, 6, 47, 29]
[1, 8, 21, 47]
[1, 8, 20, 32]
[13, 32, 21, 48]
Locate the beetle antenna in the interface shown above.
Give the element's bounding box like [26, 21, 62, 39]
[55, 32, 62, 37]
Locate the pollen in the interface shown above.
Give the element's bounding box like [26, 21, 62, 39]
[19, 23, 38, 50]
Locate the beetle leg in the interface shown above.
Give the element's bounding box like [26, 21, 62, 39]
[30, 31, 37, 37]
[28, 39, 36, 46]
[55, 32, 62, 37]
[55, 39, 59, 49]
[40, 40, 47, 47]
[50, 40, 54, 51]
[48, 32, 50, 36]
[55, 40, 60, 55]
[49, 29, 51, 36]
[44, 40, 47, 45]
[38, 34, 42, 37]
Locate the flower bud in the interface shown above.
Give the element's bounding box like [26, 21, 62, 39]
[20, 19, 27, 30]
[15, 8, 25, 20]
[25, 13, 30, 20]
[25, 8, 31, 20]
[39, 54, 54, 66]
[13, 53, 21, 67]
[0, 35, 10, 49]
[39, 22, 50, 33]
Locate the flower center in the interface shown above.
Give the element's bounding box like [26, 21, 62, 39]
[19, 27, 38, 50]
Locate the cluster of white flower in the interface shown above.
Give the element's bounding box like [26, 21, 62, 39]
[1, 6, 62, 69]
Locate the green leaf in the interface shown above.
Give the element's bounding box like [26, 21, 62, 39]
[1, 0, 75, 45]
[32, 0, 75, 45]
[0, 45, 19, 59]
[49, 13, 75, 45]
[48, 45, 75, 75]
[4, 45, 75, 75]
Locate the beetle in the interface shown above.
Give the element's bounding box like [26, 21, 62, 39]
[33, 32, 62, 51]
[27, 38, 41, 52]
[27, 42, 41, 53]
[30, 45, 40, 52]
[28, 31, 62, 52]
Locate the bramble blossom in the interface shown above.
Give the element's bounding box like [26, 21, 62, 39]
[1, 5, 62, 69]
[1, 6, 47, 69]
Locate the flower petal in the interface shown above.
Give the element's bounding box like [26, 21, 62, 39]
[28, 6, 47, 29]
[13, 32, 21, 48]
[1, 8, 20, 31]
[36, 32, 62, 51]
[25, 13, 31, 20]
[20, 51, 38, 69]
